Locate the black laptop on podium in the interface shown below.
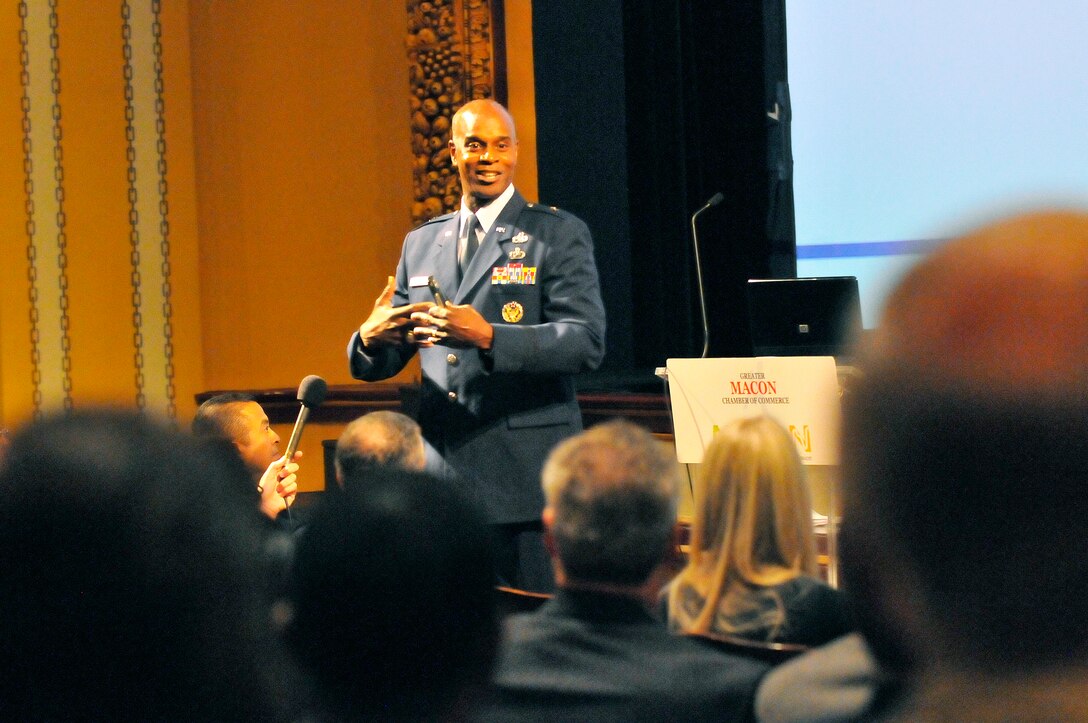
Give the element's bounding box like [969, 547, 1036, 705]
[746, 276, 863, 359]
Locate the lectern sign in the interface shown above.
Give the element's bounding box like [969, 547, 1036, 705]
[665, 356, 841, 464]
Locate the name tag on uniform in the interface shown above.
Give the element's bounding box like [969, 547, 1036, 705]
[409, 276, 430, 288]
[491, 264, 537, 285]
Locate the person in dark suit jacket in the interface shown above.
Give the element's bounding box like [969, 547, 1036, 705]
[475, 420, 769, 722]
[348, 99, 606, 591]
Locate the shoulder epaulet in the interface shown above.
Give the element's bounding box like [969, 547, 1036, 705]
[415, 211, 456, 229]
[524, 201, 562, 216]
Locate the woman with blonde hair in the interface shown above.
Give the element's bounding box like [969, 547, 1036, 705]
[665, 415, 850, 646]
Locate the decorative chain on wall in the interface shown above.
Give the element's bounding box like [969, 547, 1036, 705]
[122, 2, 146, 412]
[18, 2, 41, 417]
[18, 0, 74, 419]
[121, 0, 177, 420]
[150, 2, 177, 421]
[407, 0, 499, 226]
[12, 2, 177, 420]
[48, 0, 74, 414]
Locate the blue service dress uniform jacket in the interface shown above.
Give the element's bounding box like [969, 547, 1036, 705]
[348, 190, 606, 524]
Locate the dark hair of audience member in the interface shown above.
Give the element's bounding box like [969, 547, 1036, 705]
[843, 343, 1088, 672]
[191, 391, 256, 441]
[0, 409, 298, 721]
[284, 466, 498, 720]
[840, 212, 1088, 674]
[195, 433, 263, 506]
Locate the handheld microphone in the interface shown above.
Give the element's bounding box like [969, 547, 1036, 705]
[283, 375, 328, 463]
[280, 375, 327, 514]
[691, 192, 724, 358]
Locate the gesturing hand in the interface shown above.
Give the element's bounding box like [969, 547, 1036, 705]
[411, 302, 495, 350]
[358, 276, 432, 349]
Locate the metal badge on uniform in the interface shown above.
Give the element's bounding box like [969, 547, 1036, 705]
[494, 225, 507, 234]
[409, 276, 430, 288]
[512, 231, 529, 244]
[502, 301, 524, 323]
[508, 247, 526, 260]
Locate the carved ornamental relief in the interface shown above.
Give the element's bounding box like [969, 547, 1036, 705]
[406, 0, 503, 225]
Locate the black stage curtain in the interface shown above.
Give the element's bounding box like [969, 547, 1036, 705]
[532, 0, 791, 386]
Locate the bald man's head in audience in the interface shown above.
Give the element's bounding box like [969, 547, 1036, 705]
[841, 210, 1088, 677]
[334, 411, 426, 486]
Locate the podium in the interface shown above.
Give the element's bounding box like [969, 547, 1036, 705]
[664, 356, 841, 464]
[662, 356, 843, 583]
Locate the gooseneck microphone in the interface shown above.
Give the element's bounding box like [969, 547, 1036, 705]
[690, 192, 724, 358]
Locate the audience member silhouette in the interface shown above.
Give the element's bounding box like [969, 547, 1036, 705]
[0, 410, 298, 721]
[283, 467, 498, 721]
[665, 415, 851, 646]
[476, 419, 770, 722]
[837, 210, 1088, 719]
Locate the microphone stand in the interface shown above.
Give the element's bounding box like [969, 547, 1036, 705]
[690, 192, 724, 358]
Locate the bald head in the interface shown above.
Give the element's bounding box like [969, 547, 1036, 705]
[842, 209, 1088, 673]
[451, 99, 517, 142]
[335, 412, 426, 486]
[870, 210, 1088, 392]
[448, 99, 518, 210]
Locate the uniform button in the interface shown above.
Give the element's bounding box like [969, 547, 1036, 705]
[446, 353, 458, 365]
[447, 391, 458, 401]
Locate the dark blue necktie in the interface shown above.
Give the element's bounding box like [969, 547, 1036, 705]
[459, 214, 480, 278]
